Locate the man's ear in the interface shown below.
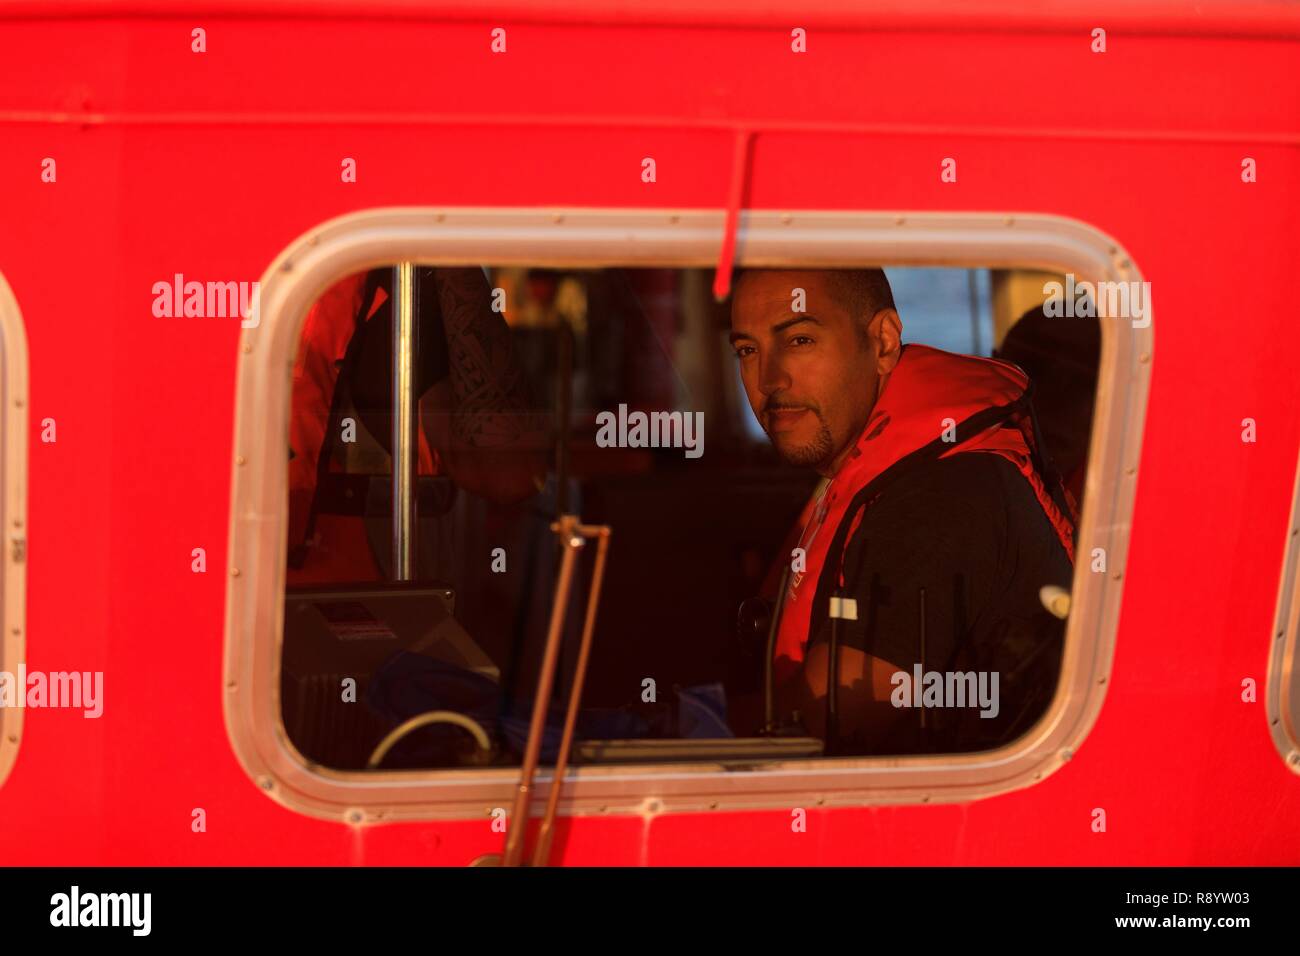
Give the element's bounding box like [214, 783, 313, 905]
[870, 308, 903, 373]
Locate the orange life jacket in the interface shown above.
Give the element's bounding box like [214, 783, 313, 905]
[769, 343, 1077, 685]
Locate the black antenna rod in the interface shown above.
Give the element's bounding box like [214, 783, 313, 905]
[826, 592, 841, 754]
[762, 567, 789, 734]
[919, 587, 927, 730]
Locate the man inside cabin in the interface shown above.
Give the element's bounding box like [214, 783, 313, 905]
[729, 268, 1077, 755]
[289, 266, 546, 583]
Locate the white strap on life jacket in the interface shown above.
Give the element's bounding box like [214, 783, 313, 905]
[829, 596, 858, 621]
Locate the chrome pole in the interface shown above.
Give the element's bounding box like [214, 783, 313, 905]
[967, 268, 983, 355]
[392, 263, 418, 581]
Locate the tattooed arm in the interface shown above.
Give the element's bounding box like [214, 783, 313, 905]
[419, 267, 547, 503]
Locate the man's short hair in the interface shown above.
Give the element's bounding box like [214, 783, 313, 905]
[827, 269, 896, 322]
[733, 267, 895, 320]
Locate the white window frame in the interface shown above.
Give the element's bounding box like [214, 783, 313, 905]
[1267, 452, 1300, 775]
[0, 271, 30, 791]
[224, 207, 1151, 822]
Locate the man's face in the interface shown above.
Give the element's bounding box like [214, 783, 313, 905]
[730, 271, 894, 474]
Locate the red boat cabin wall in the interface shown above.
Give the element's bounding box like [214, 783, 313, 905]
[0, 1, 1298, 864]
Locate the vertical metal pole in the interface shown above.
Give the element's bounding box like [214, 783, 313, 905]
[967, 269, 984, 356]
[555, 320, 572, 518]
[553, 320, 574, 697]
[392, 263, 418, 581]
[919, 587, 927, 730]
[763, 566, 789, 734]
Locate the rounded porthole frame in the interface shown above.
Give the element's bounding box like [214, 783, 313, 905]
[223, 207, 1151, 822]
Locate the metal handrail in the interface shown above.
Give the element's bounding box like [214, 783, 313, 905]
[392, 262, 418, 581]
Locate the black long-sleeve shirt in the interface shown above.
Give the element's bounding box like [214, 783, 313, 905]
[807, 451, 1074, 755]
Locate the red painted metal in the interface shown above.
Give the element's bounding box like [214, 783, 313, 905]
[0, 3, 1297, 865]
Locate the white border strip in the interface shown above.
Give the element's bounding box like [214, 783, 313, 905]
[0, 270, 30, 791]
[1267, 455, 1300, 774]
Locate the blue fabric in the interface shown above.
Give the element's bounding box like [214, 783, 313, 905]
[366, 651, 732, 764]
[675, 683, 732, 738]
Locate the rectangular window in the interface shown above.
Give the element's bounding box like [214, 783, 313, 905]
[224, 209, 1148, 821]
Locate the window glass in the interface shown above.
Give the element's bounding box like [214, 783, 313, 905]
[279, 264, 1098, 772]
